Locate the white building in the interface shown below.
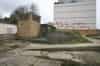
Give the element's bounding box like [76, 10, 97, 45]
[54, 0, 96, 30]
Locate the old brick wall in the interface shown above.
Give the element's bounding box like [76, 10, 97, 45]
[16, 17, 40, 39]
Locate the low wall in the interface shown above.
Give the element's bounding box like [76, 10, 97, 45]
[0, 23, 17, 34]
[0, 34, 16, 40]
[16, 19, 40, 39]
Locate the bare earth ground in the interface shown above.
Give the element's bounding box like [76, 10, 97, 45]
[0, 41, 62, 66]
[0, 38, 100, 66]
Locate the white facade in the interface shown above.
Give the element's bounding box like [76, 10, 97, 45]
[0, 23, 17, 34]
[54, 0, 96, 30]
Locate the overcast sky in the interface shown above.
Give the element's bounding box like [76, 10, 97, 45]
[0, 0, 57, 24]
[0, 0, 99, 29]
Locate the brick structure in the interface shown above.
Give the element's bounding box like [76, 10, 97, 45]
[16, 14, 40, 39]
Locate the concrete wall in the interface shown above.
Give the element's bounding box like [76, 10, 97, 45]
[0, 23, 17, 34]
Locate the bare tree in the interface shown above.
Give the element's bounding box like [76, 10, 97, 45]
[10, 4, 38, 24]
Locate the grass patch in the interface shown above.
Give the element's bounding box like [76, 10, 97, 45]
[26, 31, 90, 44]
[47, 31, 90, 44]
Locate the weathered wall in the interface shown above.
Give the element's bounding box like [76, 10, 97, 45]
[16, 17, 40, 39]
[79, 30, 96, 35]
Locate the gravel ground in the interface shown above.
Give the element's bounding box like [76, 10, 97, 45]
[0, 40, 100, 66]
[0, 41, 62, 66]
